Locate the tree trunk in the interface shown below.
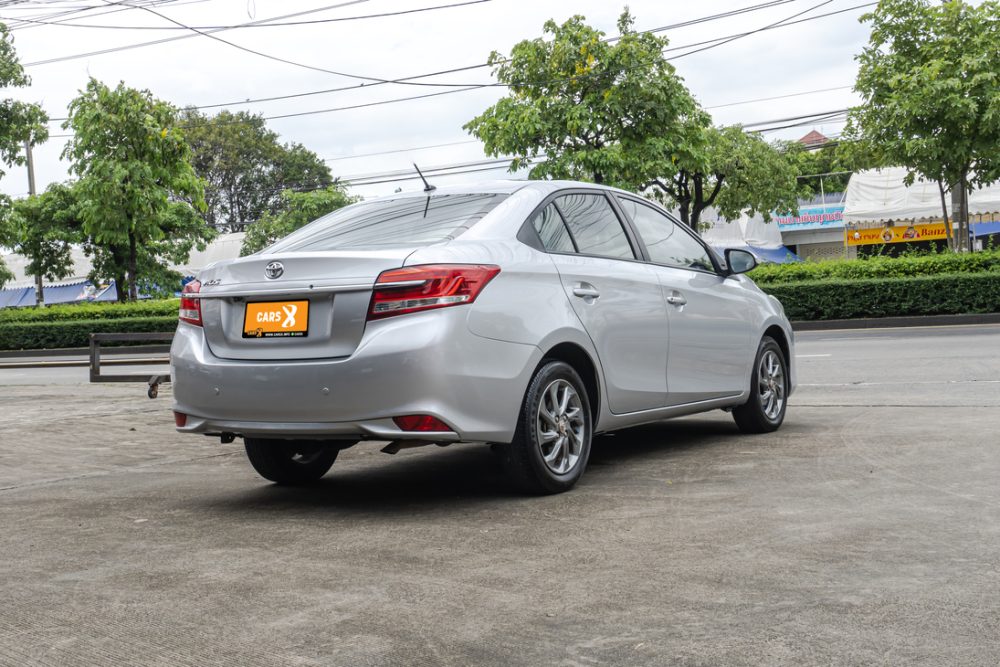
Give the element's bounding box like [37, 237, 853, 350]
[127, 229, 138, 301]
[951, 183, 967, 253]
[938, 181, 953, 251]
[34, 272, 45, 308]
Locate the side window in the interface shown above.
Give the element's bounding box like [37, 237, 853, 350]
[555, 194, 635, 259]
[618, 197, 715, 272]
[530, 203, 576, 253]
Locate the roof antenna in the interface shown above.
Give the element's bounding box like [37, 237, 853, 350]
[413, 163, 436, 193]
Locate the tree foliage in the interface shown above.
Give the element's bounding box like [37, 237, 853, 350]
[62, 79, 212, 301]
[182, 108, 333, 232]
[241, 185, 358, 256]
[649, 125, 800, 230]
[1, 182, 83, 287]
[844, 0, 1000, 250]
[465, 9, 805, 233]
[465, 10, 706, 188]
[0, 23, 50, 288]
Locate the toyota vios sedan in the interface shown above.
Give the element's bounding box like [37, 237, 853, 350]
[171, 180, 795, 494]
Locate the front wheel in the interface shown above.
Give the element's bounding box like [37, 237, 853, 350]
[500, 360, 592, 495]
[733, 336, 788, 434]
[244, 438, 343, 485]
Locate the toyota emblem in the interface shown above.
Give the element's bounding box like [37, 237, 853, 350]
[264, 261, 284, 280]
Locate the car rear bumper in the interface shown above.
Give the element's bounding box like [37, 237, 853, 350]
[170, 309, 541, 443]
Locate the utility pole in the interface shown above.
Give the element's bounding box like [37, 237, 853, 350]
[24, 139, 44, 307]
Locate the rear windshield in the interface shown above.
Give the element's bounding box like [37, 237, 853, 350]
[265, 193, 508, 252]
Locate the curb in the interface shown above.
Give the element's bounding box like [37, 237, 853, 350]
[792, 312, 1000, 331]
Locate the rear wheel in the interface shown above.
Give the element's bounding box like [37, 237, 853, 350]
[733, 336, 788, 433]
[244, 438, 343, 485]
[500, 360, 592, 494]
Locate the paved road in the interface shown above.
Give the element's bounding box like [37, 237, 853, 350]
[1, 325, 998, 665]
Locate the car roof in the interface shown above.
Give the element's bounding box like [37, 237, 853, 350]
[359, 179, 638, 202]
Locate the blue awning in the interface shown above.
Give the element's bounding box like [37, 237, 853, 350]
[0, 286, 33, 308]
[972, 221, 1000, 237]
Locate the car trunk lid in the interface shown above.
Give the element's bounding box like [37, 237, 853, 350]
[196, 249, 413, 360]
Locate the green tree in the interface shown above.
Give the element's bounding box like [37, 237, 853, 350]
[0, 23, 51, 289]
[241, 185, 357, 256]
[182, 109, 333, 232]
[465, 10, 706, 188]
[648, 125, 800, 230]
[62, 79, 212, 301]
[844, 0, 1000, 251]
[0, 182, 83, 301]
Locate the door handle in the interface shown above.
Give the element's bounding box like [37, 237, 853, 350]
[666, 292, 687, 306]
[572, 285, 600, 299]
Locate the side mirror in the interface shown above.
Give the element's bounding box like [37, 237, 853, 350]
[724, 248, 757, 275]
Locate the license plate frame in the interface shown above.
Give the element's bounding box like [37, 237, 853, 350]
[242, 300, 310, 338]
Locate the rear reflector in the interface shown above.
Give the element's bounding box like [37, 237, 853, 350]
[173, 411, 188, 427]
[368, 264, 500, 320]
[393, 415, 453, 432]
[179, 280, 202, 326]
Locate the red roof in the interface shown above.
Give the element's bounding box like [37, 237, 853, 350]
[798, 130, 829, 146]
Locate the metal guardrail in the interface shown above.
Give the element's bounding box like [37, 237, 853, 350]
[89, 332, 175, 398]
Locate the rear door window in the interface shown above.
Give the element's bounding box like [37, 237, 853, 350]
[266, 194, 508, 252]
[554, 193, 635, 260]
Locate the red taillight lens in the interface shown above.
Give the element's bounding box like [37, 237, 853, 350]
[179, 280, 202, 326]
[173, 411, 187, 427]
[368, 264, 500, 320]
[393, 415, 453, 432]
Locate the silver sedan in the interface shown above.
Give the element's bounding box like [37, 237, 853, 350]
[171, 180, 795, 494]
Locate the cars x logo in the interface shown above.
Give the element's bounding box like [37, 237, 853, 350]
[281, 304, 297, 328]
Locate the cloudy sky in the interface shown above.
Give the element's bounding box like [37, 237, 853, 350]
[0, 0, 872, 200]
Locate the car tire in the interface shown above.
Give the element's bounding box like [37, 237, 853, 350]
[733, 336, 788, 434]
[500, 360, 592, 495]
[244, 438, 341, 485]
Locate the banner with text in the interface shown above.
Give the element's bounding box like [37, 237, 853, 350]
[845, 222, 948, 247]
[774, 204, 845, 231]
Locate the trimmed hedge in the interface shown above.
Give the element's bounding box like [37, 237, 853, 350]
[762, 272, 1000, 321]
[0, 299, 179, 323]
[750, 248, 1000, 285]
[0, 316, 178, 351]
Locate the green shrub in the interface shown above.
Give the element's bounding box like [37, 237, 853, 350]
[0, 316, 178, 351]
[762, 272, 1000, 321]
[750, 248, 1000, 285]
[0, 299, 179, 323]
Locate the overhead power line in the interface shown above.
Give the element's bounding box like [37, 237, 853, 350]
[3, 0, 491, 29]
[44, 0, 875, 126]
[22, 0, 378, 65]
[93, 0, 493, 88]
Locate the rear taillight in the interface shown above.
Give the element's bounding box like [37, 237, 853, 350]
[179, 280, 202, 326]
[368, 264, 500, 320]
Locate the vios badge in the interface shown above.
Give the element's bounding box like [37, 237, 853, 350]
[264, 261, 284, 280]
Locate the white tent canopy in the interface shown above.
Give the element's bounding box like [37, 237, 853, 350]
[844, 167, 1000, 223]
[700, 209, 786, 248]
[1, 233, 245, 288]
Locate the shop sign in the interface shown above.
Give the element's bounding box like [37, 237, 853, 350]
[773, 204, 845, 231]
[845, 222, 948, 246]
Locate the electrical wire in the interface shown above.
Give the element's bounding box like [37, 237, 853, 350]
[45, 1, 874, 126]
[670, 0, 833, 60]
[4, 0, 499, 29]
[97, 0, 493, 88]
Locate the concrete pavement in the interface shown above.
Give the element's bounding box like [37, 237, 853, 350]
[1, 325, 998, 665]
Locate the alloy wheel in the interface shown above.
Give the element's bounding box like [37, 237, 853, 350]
[757, 349, 786, 421]
[535, 379, 586, 475]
